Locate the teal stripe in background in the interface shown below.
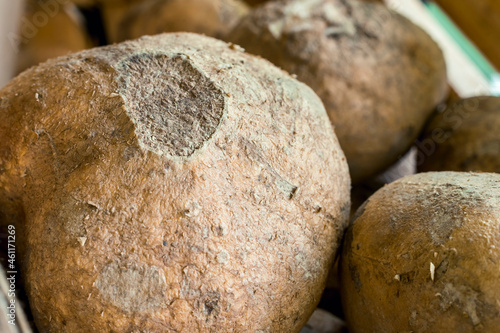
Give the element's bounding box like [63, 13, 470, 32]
[424, 1, 500, 95]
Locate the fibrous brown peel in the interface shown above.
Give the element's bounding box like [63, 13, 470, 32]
[341, 172, 500, 332]
[0, 33, 350, 332]
[228, 0, 448, 182]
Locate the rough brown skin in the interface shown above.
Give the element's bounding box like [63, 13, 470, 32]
[116, 0, 249, 43]
[340, 172, 500, 332]
[16, 1, 92, 73]
[0, 33, 350, 332]
[228, 0, 448, 183]
[418, 96, 500, 173]
[323, 145, 415, 316]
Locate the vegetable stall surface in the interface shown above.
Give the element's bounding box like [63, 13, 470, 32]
[0, 33, 350, 332]
[341, 172, 500, 332]
[228, 0, 449, 182]
[300, 308, 347, 333]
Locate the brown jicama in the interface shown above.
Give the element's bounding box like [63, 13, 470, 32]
[16, 1, 92, 73]
[417, 96, 500, 173]
[0, 33, 350, 332]
[228, 0, 448, 182]
[116, 0, 249, 43]
[341, 172, 500, 332]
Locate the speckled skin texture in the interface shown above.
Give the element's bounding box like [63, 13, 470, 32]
[228, 0, 448, 182]
[0, 33, 350, 332]
[340, 172, 500, 332]
[418, 96, 500, 173]
[117, 0, 249, 43]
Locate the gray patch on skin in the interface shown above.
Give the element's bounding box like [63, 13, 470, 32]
[275, 179, 298, 199]
[0, 96, 9, 109]
[428, 212, 463, 245]
[117, 52, 226, 158]
[344, 226, 362, 292]
[56, 196, 95, 239]
[96, 262, 167, 313]
[349, 261, 362, 293]
[240, 138, 298, 200]
[439, 283, 481, 326]
[435, 258, 449, 279]
[217, 251, 230, 265]
[393, 180, 476, 245]
[202, 291, 220, 317]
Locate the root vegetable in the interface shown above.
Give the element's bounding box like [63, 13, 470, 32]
[0, 33, 350, 332]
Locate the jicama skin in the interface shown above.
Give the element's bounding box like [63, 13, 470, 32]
[228, 0, 448, 182]
[0, 33, 350, 332]
[341, 172, 500, 332]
